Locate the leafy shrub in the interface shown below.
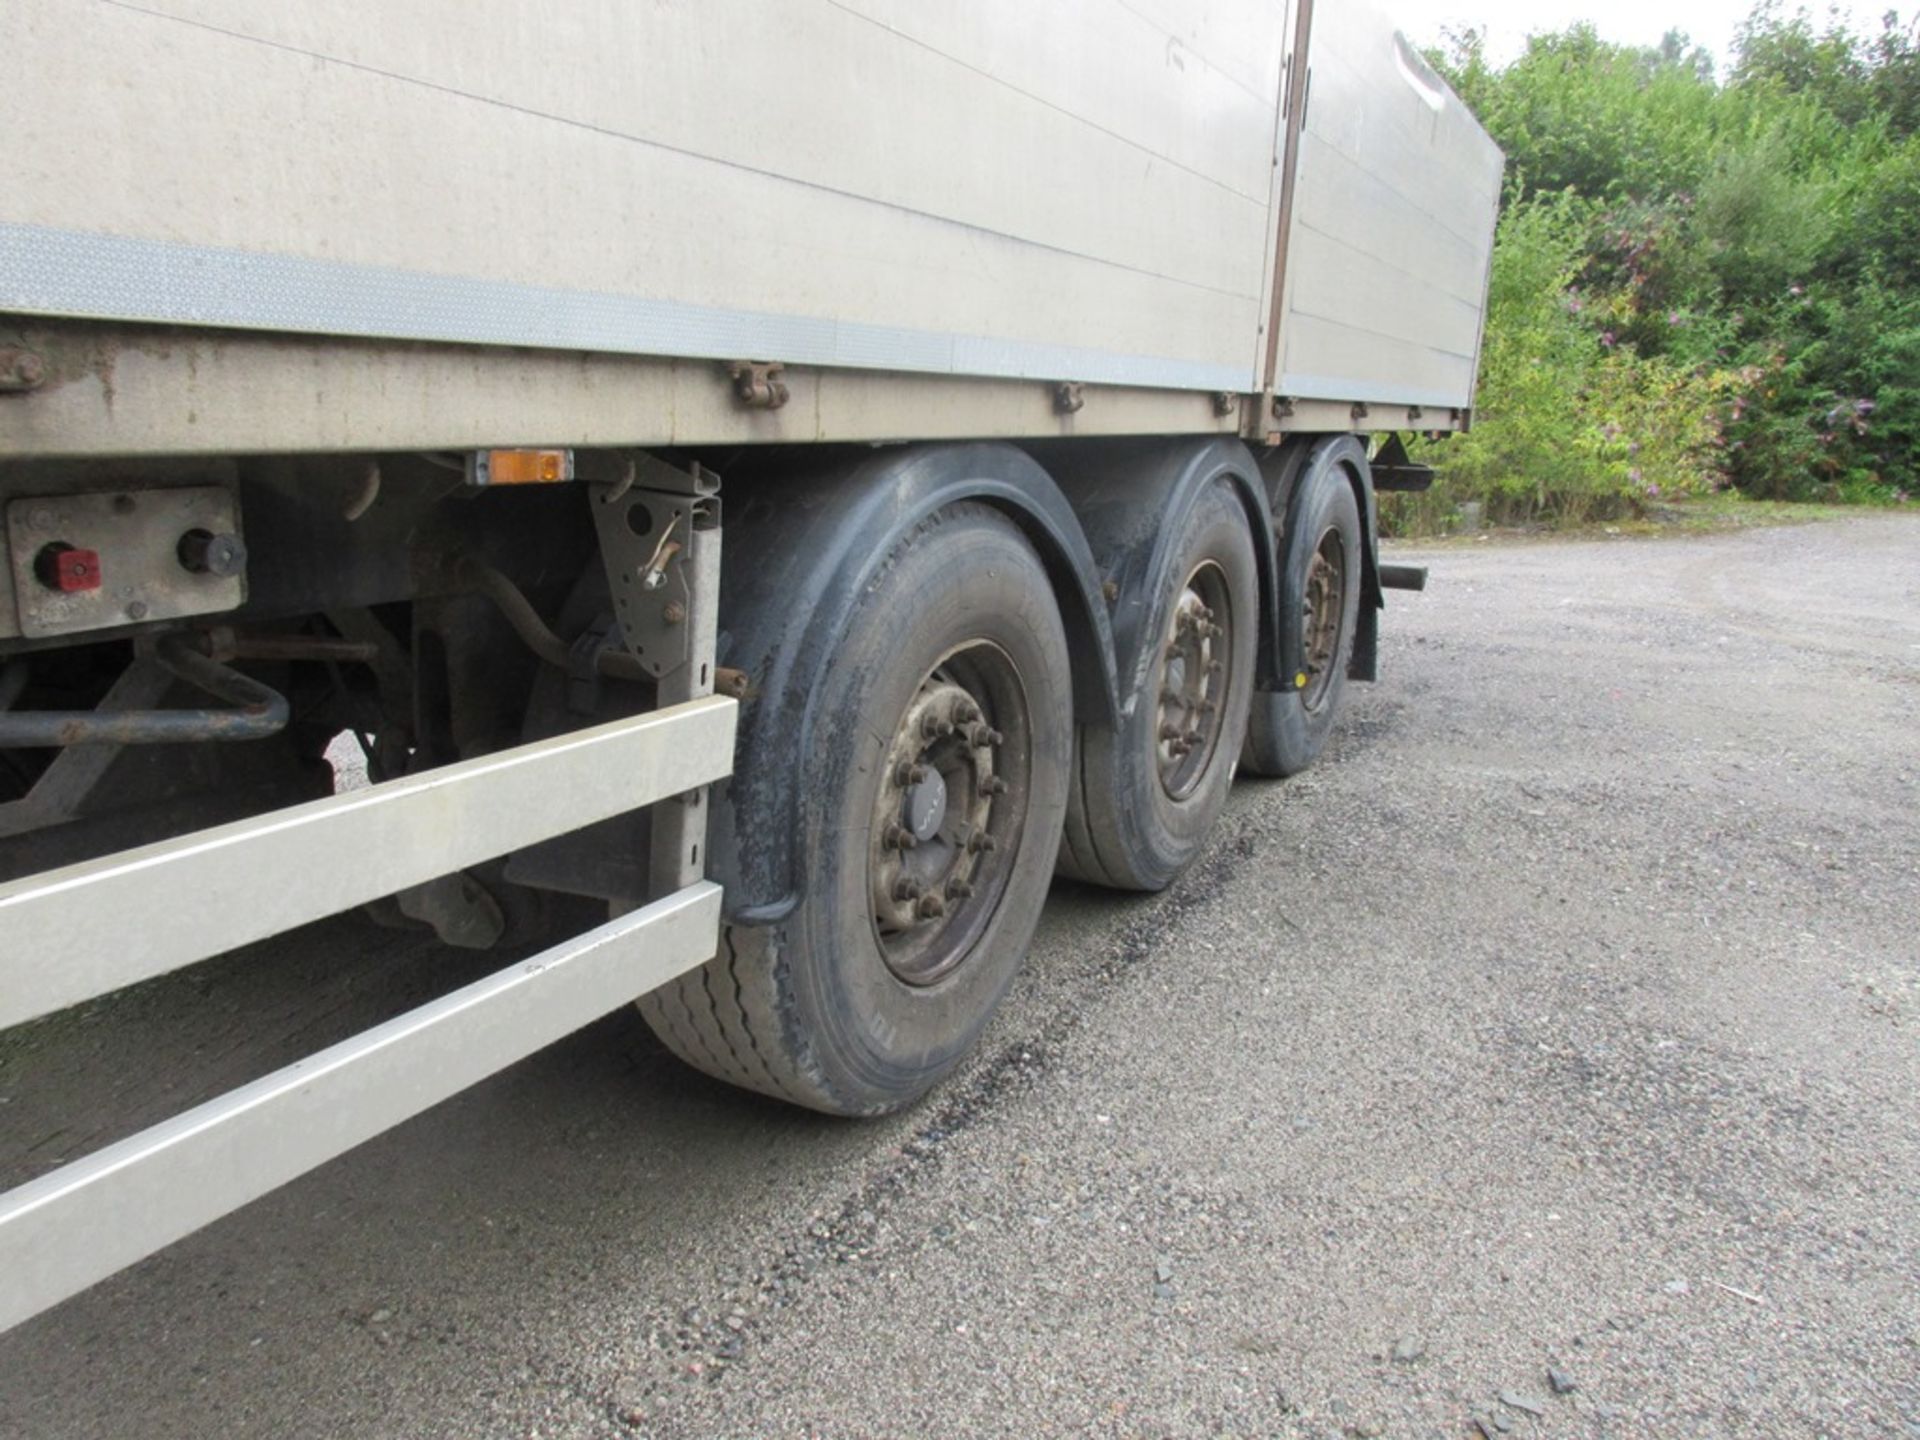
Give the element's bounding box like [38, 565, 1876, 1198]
[1408, 5, 1920, 528]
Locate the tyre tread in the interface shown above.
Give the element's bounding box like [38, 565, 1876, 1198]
[639, 926, 838, 1111]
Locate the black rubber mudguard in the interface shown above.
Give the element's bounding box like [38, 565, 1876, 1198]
[707, 443, 1119, 924]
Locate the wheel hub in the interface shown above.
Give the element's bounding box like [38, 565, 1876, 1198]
[1155, 569, 1232, 800]
[1300, 530, 1346, 709]
[870, 674, 1010, 984]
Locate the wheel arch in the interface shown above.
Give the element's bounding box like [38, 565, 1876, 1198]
[1036, 437, 1282, 706]
[710, 442, 1119, 925]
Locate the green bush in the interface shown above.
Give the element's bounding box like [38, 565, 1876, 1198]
[1390, 197, 1732, 534]
[1411, 5, 1920, 527]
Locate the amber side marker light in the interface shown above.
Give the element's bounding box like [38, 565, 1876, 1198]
[465, 449, 576, 487]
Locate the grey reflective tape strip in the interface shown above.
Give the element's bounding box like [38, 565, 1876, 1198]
[0, 220, 1249, 393]
[1278, 373, 1470, 410]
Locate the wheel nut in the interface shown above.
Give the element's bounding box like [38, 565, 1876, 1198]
[1160, 724, 1183, 743]
[893, 760, 929, 787]
[893, 877, 924, 902]
[921, 713, 952, 740]
[982, 776, 1008, 796]
[917, 894, 947, 920]
[968, 832, 998, 855]
[947, 879, 975, 900]
[883, 822, 918, 851]
[955, 700, 981, 724]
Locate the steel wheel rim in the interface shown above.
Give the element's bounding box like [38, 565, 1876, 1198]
[1300, 527, 1347, 711]
[868, 642, 1030, 987]
[1155, 562, 1233, 801]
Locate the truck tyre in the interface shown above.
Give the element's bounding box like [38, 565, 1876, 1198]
[1242, 441, 1365, 778]
[640, 502, 1072, 1116]
[1057, 479, 1258, 891]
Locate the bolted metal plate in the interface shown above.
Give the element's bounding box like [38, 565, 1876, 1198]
[6, 486, 245, 639]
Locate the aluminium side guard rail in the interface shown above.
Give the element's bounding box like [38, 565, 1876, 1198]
[0, 692, 737, 1333]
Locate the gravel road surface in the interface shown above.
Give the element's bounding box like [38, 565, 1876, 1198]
[3, 515, 1916, 1439]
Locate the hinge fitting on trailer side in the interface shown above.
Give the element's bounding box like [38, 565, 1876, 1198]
[730, 361, 789, 410]
[0, 349, 46, 394]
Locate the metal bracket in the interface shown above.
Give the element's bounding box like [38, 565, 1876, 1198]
[1054, 382, 1086, 416]
[589, 457, 721, 683]
[1369, 433, 1437, 494]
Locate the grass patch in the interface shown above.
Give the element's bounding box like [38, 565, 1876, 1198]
[1385, 491, 1910, 546]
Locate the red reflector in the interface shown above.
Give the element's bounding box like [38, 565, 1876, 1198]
[35, 544, 102, 593]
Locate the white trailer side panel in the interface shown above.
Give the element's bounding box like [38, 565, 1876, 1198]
[0, 0, 1291, 393]
[1276, 2, 1504, 412]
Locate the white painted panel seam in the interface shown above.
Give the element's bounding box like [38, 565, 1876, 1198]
[1296, 132, 1492, 256]
[1285, 299, 1481, 365]
[822, 0, 1270, 204]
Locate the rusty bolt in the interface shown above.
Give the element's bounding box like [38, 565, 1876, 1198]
[947, 879, 975, 901]
[969, 831, 999, 854]
[882, 822, 918, 852]
[893, 877, 924, 903]
[921, 713, 952, 740]
[983, 776, 1009, 797]
[0, 349, 46, 393]
[662, 601, 686, 625]
[894, 760, 928, 788]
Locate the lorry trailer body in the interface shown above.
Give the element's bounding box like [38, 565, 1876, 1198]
[0, 0, 1501, 1331]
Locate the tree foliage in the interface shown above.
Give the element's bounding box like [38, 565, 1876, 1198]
[1410, 5, 1920, 527]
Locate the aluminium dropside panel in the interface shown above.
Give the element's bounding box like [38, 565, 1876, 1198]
[1274, 1, 1505, 414]
[0, 0, 1288, 396]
